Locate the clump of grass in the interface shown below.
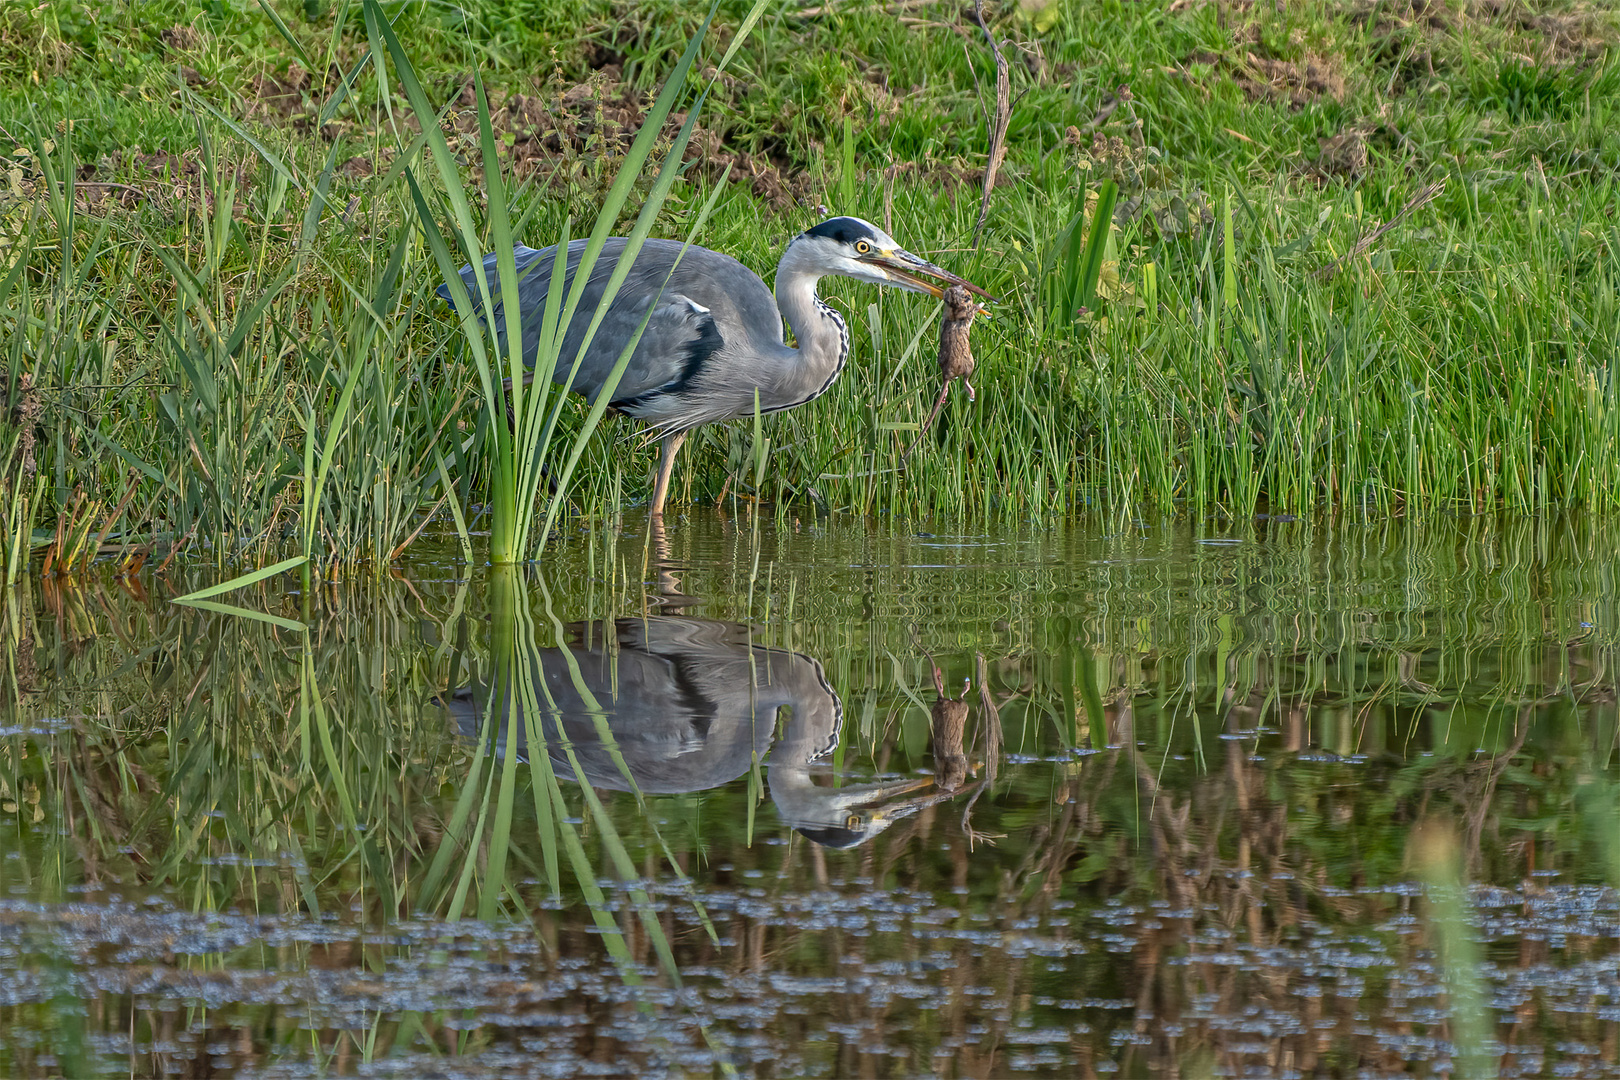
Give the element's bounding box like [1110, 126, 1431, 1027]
[382, 0, 758, 561]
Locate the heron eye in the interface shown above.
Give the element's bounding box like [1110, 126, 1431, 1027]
[854, 240, 870, 255]
[846, 814, 860, 829]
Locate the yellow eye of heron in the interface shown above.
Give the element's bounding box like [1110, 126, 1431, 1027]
[854, 240, 871, 255]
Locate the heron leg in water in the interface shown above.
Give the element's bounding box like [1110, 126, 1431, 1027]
[649, 430, 687, 518]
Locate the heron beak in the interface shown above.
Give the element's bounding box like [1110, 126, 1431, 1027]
[832, 775, 950, 836]
[867, 249, 997, 314]
[823, 774, 936, 813]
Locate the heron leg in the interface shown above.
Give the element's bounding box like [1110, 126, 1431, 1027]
[650, 430, 687, 519]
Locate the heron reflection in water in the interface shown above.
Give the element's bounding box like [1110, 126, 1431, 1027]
[443, 616, 959, 848]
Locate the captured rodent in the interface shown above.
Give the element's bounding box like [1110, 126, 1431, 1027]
[903, 284, 981, 464]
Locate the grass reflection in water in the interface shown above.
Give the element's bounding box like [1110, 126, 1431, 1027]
[1, 513, 1617, 1078]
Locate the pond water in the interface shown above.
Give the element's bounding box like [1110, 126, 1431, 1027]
[1, 513, 1617, 1078]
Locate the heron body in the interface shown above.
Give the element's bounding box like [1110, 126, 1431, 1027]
[441, 217, 990, 516]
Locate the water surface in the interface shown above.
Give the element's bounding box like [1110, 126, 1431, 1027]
[2, 514, 1617, 1077]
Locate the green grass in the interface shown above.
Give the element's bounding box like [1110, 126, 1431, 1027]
[2, 0, 1620, 567]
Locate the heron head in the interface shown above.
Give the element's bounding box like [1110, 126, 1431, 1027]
[792, 217, 996, 309]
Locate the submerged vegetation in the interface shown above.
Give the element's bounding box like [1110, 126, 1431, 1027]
[0, 1, 1618, 565]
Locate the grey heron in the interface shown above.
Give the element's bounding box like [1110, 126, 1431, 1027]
[443, 615, 946, 848]
[440, 216, 992, 517]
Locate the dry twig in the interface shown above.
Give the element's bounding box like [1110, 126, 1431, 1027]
[970, 0, 1010, 247]
[1312, 179, 1444, 280]
[974, 652, 1003, 785]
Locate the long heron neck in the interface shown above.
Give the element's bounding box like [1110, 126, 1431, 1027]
[774, 246, 850, 384]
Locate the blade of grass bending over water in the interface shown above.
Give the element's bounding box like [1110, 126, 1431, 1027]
[176, 599, 306, 634]
[172, 554, 307, 628]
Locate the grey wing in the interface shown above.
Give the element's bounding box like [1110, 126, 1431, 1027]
[436, 244, 552, 313]
[440, 239, 781, 415]
[551, 245, 724, 410]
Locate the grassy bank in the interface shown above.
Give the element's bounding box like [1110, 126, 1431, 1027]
[2, 0, 1619, 569]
